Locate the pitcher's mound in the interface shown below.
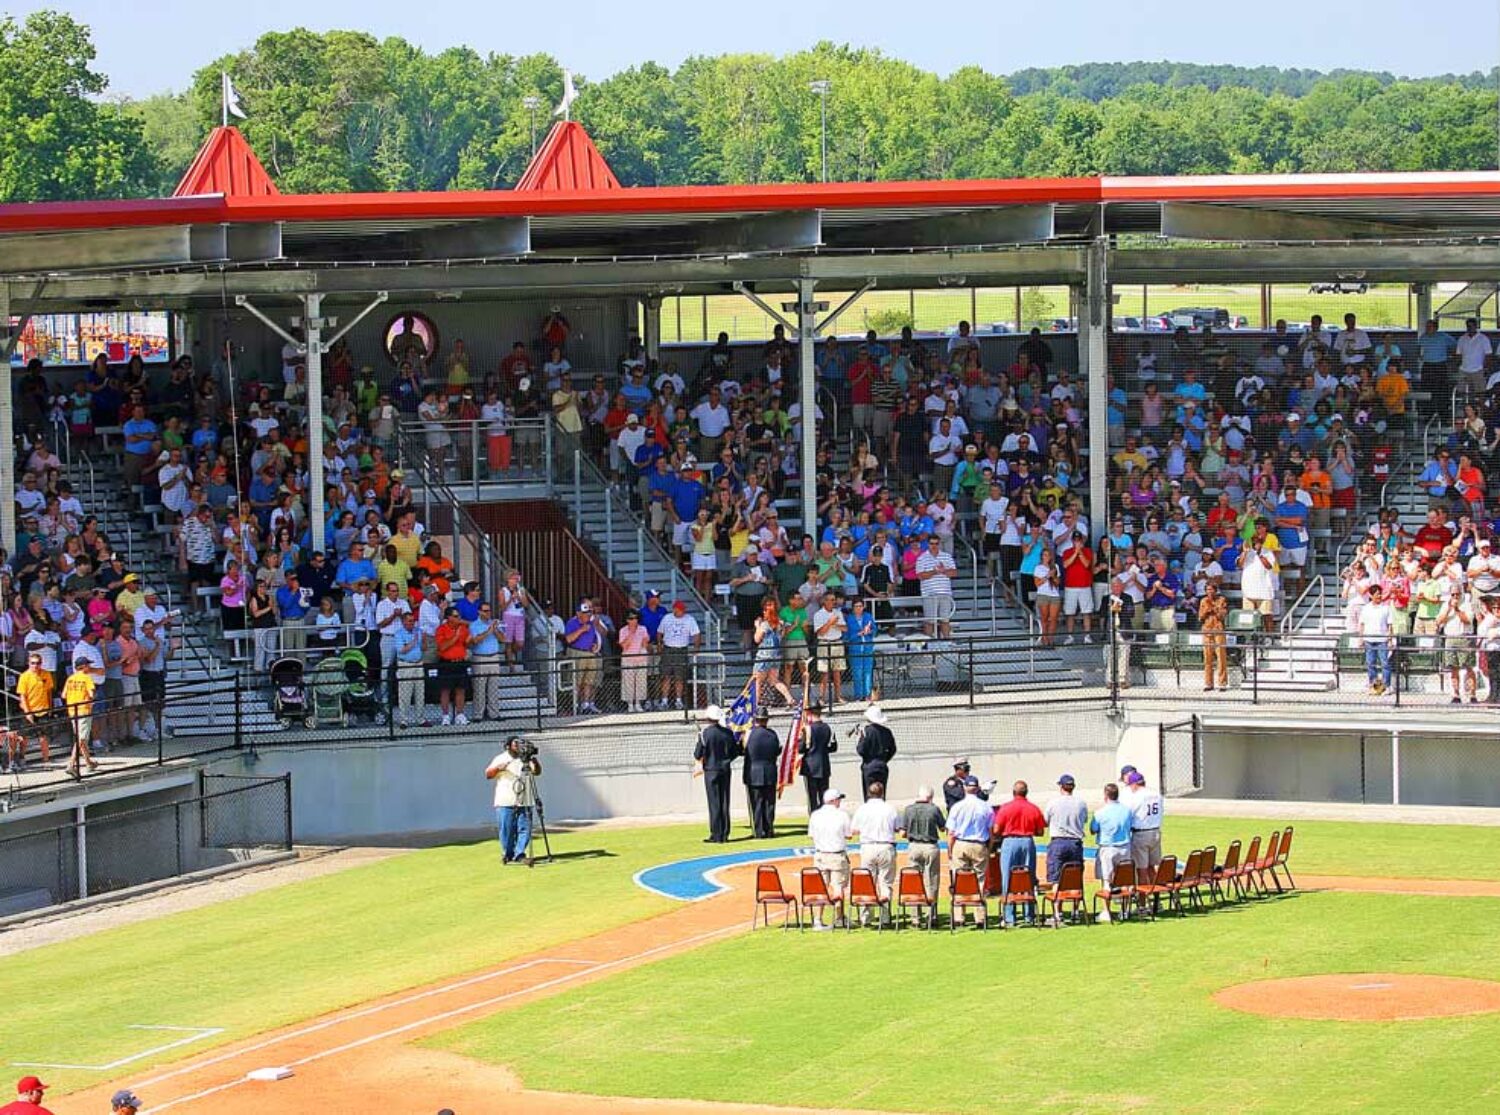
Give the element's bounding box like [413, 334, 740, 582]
[1215, 973, 1500, 1021]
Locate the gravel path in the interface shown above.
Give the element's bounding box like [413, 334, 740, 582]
[0, 846, 407, 959]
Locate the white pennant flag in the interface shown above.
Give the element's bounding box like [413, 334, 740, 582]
[553, 70, 577, 121]
[222, 71, 248, 124]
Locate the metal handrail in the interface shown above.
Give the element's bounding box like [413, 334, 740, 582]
[567, 446, 723, 649]
[949, 532, 985, 628]
[78, 449, 97, 509]
[1278, 573, 1325, 634]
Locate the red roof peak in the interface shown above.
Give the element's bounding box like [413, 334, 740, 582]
[174, 126, 280, 200]
[515, 121, 620, 193]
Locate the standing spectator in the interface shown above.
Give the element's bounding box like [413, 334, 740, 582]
[1044, 774, 1088, 891]
[945, 777, 992, 927]
[1478, 596, 1500, 704]
[1089, 783, 1135, 919]
[468, 601, 505, 722]
[500, 570, 530, 673]
[178, 504, 219, 616]
[806, 789, 852, 930]
[728, 548, 770, 650]
[657, 600, 702, 711]
[618, 610, 652, 712]
[563, 601, 605, 714]
[850, 780, 900, 925]
[898, 785, 945, 909]
[1144, 555, 1180, 633]
[434, 606, 471, 725]
[1123, 770, 1164, 881]
[991, 780, 1045, 926]
[812, 590, 846, 706]
[1238, 522, 1280, 633]
[846, 596, 876, 701]
[915, 536, 956, 639]
[219, 559, 249, 635]
[14, 654, 54, 769]
[927, 417, 962, 497]
[1199, 581, 1229, 691]
[1355, 583, 1396, 695]
[391, 611, 426, 727]
[1060, 530, 1094, 644]
[62, 660, 98, 779]
[777, 590, 812, 694]
[751, 598, 794, 708]
[247, 579, 278, 673]
[1456, 318, 1493, 394]
[1417, 318, 1457, 389]
[1437, 586, 1477, 704]
[486, 737, 542, 865]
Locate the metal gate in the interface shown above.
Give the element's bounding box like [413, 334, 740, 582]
[1158, 716, 1202, 796]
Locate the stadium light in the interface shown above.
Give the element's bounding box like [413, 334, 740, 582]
[809, 79, 831, 183]
[523, 95, 543, 156]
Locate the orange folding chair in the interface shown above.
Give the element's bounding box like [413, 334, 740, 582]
[897, 866, 937, 931]
[1250, 831, 1283, 896]
[848, 867, 891, 931]
[1044, 861, 1088, 927]
[1093, 860, 1139, 922]
[799, 866, 844, 930]
[752, 864, 798, 929]
[983, 850, 1002, 897]
[1001, 865, 1041, 928]
[949, 867, 989, 932]
[1210, 840, 1241, 903]
[1274, 825, 1296, 890]
[1165, 850, 1203, 914]
[1135, 855, 1177, 918]
[1231, 835, 1261, 900]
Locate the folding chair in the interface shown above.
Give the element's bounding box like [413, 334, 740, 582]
[1092, 860, 1139, 922]
[896, 866, 937, 931]
[848, 867, 891, 931]
[1135, 855, 1178, 917]
[1001, 865, 1041, 928]
[949, 867, 989, 931]
[1188, 846, 1217, 910]
[752, 864, 797, 929]
[983, 850, 1002, 897]
[1210, 840, 1241, 903]
[1231, 835, 1261, 900]
[1044, 861, 1088, 927]
[799, 866, 845, 930]
[1274, 825, 1296, 890]
[1170, 849, 1207, 913]
[1251, 831, 1283, 895]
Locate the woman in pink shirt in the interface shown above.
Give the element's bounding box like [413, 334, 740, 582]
[219, 559, 250, 633]
[617, 610, 652, 713]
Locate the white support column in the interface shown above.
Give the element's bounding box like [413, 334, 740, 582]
[1082, 238, 1110, 539]
[75, 804, 88, 900]
[303, 293, 327, 554]
[797, 277, 818, 539]
[1390, 728, 1401, 806]
[0, 285, 14, 557]
[644, 296, 662, 364]
[1414, 283, 1433, 328]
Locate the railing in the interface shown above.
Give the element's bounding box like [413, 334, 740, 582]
[77, 449, 97, 509]
[1279, 574, 1326, 634]
[399, 417, 553, 499]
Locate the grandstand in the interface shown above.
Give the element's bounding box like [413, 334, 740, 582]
[5, 119, 1500, 909]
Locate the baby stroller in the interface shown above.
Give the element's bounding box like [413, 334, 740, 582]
[338, 648, 386, 725]
[310, 657, 349, 727]
[270, 658, 309, 727]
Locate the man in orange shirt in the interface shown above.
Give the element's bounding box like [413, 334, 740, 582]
[1375, 361, 1410, 422]
[434, 606, 471, 726]
[1300, 455, 1333, 539]
[416, 541, 455, 598]
[13, 654, 54, 770]
[62, 663, 98, 779]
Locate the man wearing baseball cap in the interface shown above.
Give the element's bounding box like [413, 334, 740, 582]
[806, 788, 851, 929]
[0, 1075, 52, 1113]
[111, 1090, 143, 1114]
[1124, 769, 1164, 879]
[944, 777, 993, 928]
[1044, 774, 1089, 887]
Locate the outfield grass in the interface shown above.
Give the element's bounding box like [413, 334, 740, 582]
[433, 889, 1500, 1113]
[8, 814, 1499, 1096]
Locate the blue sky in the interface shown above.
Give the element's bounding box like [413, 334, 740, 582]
[20, 0, 1500, 99]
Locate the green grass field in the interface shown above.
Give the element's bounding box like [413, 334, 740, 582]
[9, 814, 1500, 1100]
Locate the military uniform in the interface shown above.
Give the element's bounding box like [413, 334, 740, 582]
[855, 720, 897, 800]
[693, 717, 742, 842]
[743, 720, 783, 838]
[942, 762, 989, 810]
[798, 712, 836, 814]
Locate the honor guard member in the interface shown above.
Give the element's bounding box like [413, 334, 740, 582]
[743, 708, 783, 839]
[899, 785, 946, 908]
[693, 704, 741, 843]
[942, 759, 990, 810]
[854, 704, 897, 800]
[798, 702, 836, 814]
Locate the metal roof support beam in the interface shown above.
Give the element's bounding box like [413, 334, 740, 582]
[732, 281, 799, 339]
[0, 280, 43, 554]
[1159, 201, 1429, 243]
[1109, 244, 1500, 284]
[0, 227, 197, 273]
[1080, 238, 1110, 546]
[379, 218, 531, 260]
[686, 210, 821, 256]
[796, 278, 818, 534]
[822, 204, 1054, 250]
[814, 281, 875, 338]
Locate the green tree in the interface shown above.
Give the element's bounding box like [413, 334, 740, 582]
[0, 11, 156, 201]
[123, 92, 200, 196]
[1020, 287, 1056, 326]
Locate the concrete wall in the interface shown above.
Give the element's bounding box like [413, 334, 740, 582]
[220, 701, 1131, 842]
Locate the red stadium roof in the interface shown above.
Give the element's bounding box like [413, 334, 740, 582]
[516, 121, 621, 193]
[173, 126, 280, 200]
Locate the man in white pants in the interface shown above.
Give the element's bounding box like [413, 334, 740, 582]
[850, 780, 900, 926]
[1123, 770, 1164, 880]
[391, 612, 427, 727]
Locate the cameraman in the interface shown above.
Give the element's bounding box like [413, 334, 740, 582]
[486, 737, 542, 864]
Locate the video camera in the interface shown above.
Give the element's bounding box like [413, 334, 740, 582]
[508, 735, 539, 762]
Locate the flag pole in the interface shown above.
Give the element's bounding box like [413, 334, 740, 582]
[221, 72, 229, 129]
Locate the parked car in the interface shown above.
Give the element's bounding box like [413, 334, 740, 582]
[1310, 281, 1369, 294]
[1167, 306, 1231, 330]
[1142, 315, 1174, 332]
[1113, 316, 1144, 331]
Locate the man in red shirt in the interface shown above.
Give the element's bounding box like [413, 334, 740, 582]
[0, 1076, 54, 1114]
[1061, 531, 1096, 644]
[847, 347, 878, 432]
[1205, 492, 1240, 534]
[1414, 508, 1455, 562]
[991, 780, 1046, 926]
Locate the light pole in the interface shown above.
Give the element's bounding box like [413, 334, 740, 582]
[523, 95, 542, 156]
[809, 79, 831, 183]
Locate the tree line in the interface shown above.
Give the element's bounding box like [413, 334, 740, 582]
[3, 11, 1499, 202]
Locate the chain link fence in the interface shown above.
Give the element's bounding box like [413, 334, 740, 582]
[0, 772, 291, 917]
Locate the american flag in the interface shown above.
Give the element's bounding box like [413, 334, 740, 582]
[776, 681, 811, 798]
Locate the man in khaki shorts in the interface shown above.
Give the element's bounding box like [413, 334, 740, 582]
[1123, 770, 1164, 878]
[807, 788, 852, 930]
[944, 776, 993, 927]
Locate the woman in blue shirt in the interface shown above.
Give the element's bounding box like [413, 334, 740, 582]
[845, 596, 876, 701]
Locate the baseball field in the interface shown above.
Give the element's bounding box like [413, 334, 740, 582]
[8, 815, 1500, 1113]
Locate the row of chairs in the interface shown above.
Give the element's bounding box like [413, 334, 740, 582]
[753, 827, 1296, 931]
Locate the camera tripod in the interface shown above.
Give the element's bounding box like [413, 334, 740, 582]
[526, 782, 554, 867]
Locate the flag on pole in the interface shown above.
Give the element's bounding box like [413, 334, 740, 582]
[554, 70, 578, 120]
[222, 72, 248, 125]
[775, 681, 811, 798]
[724, 680, 757, 745]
